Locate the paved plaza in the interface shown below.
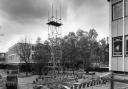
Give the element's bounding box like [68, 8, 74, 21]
[0, 70, 118, 89]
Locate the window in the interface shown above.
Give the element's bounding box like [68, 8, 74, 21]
[112, 0, 123, 20]
[113, 37, 122, 56]
[126, 36, 128, 55]
[112, 0, 122, 4]
[125, 0, 128, 16]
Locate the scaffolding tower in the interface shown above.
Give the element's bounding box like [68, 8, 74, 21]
[46, 4, 62, 74]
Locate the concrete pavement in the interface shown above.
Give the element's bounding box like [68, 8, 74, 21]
[18, 75, 38, 89]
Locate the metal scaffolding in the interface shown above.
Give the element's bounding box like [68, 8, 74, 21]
[46, 4, 62, 74]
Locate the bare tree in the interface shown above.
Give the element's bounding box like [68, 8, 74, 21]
[15, 37, 32, 76]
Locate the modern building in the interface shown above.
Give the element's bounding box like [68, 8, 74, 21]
[108, 0, 128, 72]
[6, 44, 20, 64]
[6, 43, 34, 64]
[6, 42, 51, 67]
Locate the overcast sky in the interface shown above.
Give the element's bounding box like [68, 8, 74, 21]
[0, 0, 109, 52]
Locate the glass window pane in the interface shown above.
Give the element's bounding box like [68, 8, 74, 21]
[113, 37, 122, 56]
[112, 0, 122, 4]
[126, 36, 128, 55]
[125, 0, 128, 16]
[112, 1, 123, 20]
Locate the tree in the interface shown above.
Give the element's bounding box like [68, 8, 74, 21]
[61, 32, 79, 73]
[88, 29, 99, 67]
[15, 38, 32, 76]
[36, 37, 42, 44]
[76, 29, 91, 73]
[88, 29, 98, 41]
[33, 38, 49, 75]
[76, 29, 99, 73]
[61, 38, 68, 73]
[99, 37, 109, 65]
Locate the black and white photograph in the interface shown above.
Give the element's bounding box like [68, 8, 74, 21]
[0, 0, 128, 89]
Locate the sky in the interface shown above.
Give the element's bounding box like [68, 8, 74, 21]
[0, 0, 109, 52]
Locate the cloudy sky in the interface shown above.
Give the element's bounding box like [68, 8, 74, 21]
[0, 0, 109, 52]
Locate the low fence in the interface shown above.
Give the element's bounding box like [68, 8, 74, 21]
[70, 79, 109, 89]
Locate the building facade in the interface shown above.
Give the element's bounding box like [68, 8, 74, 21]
[6, 43, 34, 64]
[6, 44, 20, 64]
[108, 0, 128, 72]
[6, 42, 51, 66]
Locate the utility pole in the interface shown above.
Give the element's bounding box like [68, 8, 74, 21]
[110, 73, 114, 89]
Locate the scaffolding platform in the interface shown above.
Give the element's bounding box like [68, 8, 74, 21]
[47, 21, 62, 27]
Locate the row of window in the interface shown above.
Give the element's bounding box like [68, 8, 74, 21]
[112, 0, 128, 20]
[112, 36, 128, 56]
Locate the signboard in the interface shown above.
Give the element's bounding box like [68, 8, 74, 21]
[126, 36, 128, 55]
[113, 37, 122, 56]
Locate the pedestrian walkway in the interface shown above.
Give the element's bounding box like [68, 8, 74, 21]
[85, 84, 109, 89]
[18, 72, 110, 89]
[18, 75, 38, 85]
[19, 83, 33, 89]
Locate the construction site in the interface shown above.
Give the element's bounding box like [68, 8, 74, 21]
[31, 1, 110, 89]
[2, 0, 128, 89]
